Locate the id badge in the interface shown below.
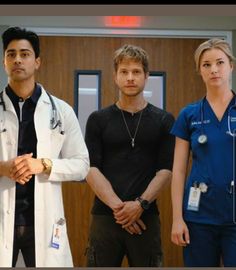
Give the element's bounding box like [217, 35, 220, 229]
[187, 187, 201, 211]
[51, 223, 61, 249]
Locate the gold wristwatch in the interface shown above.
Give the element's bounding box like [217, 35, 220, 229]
[41, 158, 53, 174]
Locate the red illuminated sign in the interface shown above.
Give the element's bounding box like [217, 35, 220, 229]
[105, 16, 141, 28]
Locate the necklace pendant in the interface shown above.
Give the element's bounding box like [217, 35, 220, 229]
[120, 108, 144, 149]
[131, 138, 135, 148]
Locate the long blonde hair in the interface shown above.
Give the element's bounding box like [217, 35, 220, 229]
[194, 38, 235, 73]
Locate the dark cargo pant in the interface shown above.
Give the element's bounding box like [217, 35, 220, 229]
[86, 213, 163, 267]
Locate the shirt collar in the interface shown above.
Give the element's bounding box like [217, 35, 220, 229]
[6, 83, 42, 104]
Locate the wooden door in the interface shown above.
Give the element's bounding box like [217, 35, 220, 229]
[36, 36, 206, 267]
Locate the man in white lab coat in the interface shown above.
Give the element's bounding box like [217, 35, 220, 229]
[0, 26, 89, 267]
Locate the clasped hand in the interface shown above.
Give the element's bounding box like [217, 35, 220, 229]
[113, 201, 146, 235]
[7, 153, 43, 185]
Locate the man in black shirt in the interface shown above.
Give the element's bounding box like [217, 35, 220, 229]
[85, 44, 175, 267]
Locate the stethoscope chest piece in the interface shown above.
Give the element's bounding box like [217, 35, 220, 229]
[198, 134, 208, 144]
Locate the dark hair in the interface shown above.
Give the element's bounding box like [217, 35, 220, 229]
[113, 44, 149, 74]
[2, 26, 40, 58]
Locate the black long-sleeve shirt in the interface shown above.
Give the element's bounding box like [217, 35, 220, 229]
[85, 103, 175, 215]
[6, 84, 41, 226]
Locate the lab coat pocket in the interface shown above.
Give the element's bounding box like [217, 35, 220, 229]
[51, 132, 66, 158]
[46, 218, 73, 266]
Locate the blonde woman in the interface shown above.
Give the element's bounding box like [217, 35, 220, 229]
[171, 38, 236, 266]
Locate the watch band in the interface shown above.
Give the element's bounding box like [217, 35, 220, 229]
[135, 196, 150, 210]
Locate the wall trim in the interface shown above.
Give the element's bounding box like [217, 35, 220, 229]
[27, 27, 232, 45]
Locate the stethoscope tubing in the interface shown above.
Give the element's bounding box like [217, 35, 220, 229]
[0, 90, 63, 133]
[199, 96, 236, 144]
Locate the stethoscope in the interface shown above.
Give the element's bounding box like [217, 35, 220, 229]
[198, 95, 236, 223]
[198, 96, 236, 144]
[46, 91, 64, 134]
[0, 90, 64, 134]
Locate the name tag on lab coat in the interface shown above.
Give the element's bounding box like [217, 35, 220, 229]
[51, 223, 61, 249]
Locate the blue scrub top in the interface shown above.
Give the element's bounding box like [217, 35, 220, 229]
[171, 96, 236, 225]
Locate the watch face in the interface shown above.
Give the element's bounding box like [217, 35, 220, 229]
[43, 159, 48, 168]
[42, 158, 52, 173]
[46, 159, 53, 167]
[45, 159, 51, 167]
[141, 200, 150, 210]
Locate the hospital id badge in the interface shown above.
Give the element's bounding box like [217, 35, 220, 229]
[51, 223, 61, 249]
[187, 187, 201, 211]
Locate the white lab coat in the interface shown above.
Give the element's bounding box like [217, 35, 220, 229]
[0, 85, 90, 267]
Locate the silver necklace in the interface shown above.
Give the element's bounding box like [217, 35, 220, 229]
[120, 108, 144, 148]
